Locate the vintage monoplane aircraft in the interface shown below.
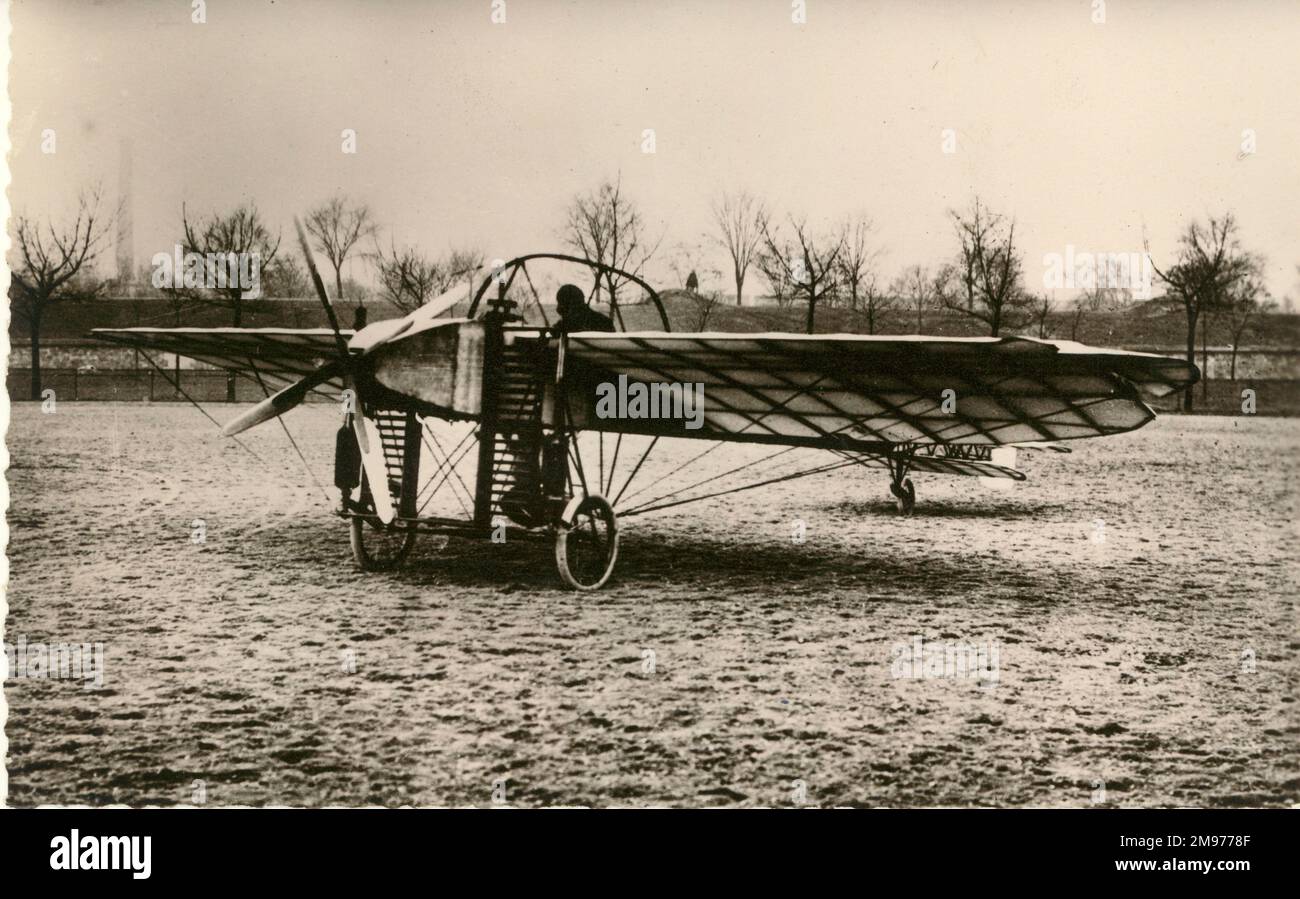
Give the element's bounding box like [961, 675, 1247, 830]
[95, 221, 1198, 589]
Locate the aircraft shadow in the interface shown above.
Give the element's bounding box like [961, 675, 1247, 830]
[828, 498, 1071, 519]
[384, 521, 1078, 599]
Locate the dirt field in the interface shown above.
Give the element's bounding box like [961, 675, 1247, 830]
[4, 402, 1297, 807]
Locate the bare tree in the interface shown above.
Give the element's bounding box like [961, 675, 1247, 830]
[1222, 261, 1272, 381]
[304, 196, 377, 303]
[1067, 292, 1099, 342]
[262, 253, 309, 298]
[372, 241, 445, 314]
[760, 215, 846, 333]
[1029, 294, 1054, 338]
[180, 202, 280, 327]
[849, 272, 894, 334]
[1068, 258, 1135, 341]
[445, 247, 485, 301]
[1146, 213, 1254, 410]
[754, 231, 795, 310]
[836, 215, 892, 333]
[9, 186, 116, 399]
[934, 197, 1029, 336]
[688, 290, 724, 331]
[180, 203, 280, 400]
[405, 246, 484, 309]
[889, 265, 935, 333]
[371, 243, 483, 314]
[711, 190, 767, 306]
[563, 175, 661, 325]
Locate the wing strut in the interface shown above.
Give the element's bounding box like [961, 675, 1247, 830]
[619, 456, 860, 519]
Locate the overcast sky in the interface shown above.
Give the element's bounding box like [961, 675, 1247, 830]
[8, 0, 1299, 301]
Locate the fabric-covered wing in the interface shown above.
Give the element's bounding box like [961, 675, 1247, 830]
[565, 332, 1197, 446]
[92, 327, 353, 396]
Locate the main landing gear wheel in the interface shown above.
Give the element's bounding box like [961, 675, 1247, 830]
[890, 477, 916, 514]
[554, 494, 619, 591]
[350, 517, 418, 571]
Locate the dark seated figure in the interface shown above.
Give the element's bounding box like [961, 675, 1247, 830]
[551, 284, 615, 335]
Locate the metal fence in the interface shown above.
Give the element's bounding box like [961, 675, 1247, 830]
[6, 369, 336, 403]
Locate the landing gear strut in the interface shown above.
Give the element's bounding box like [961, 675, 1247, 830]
[888, 447, 917, 514]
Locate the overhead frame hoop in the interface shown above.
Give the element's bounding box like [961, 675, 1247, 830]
[468, 253, 672, 332]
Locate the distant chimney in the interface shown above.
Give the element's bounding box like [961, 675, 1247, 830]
[116, 137, 134, 285]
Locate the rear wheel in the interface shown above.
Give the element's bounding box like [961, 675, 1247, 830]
[554, 494, 619, 590]
[350, 517, 417, 571]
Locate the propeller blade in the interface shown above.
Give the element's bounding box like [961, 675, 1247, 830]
[349, 317, 413, 355]
[293, 214, 390, 523]
[221, 362, 344, 437]
[293, 216, 352, 362]
[354, 411, 396, 524]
